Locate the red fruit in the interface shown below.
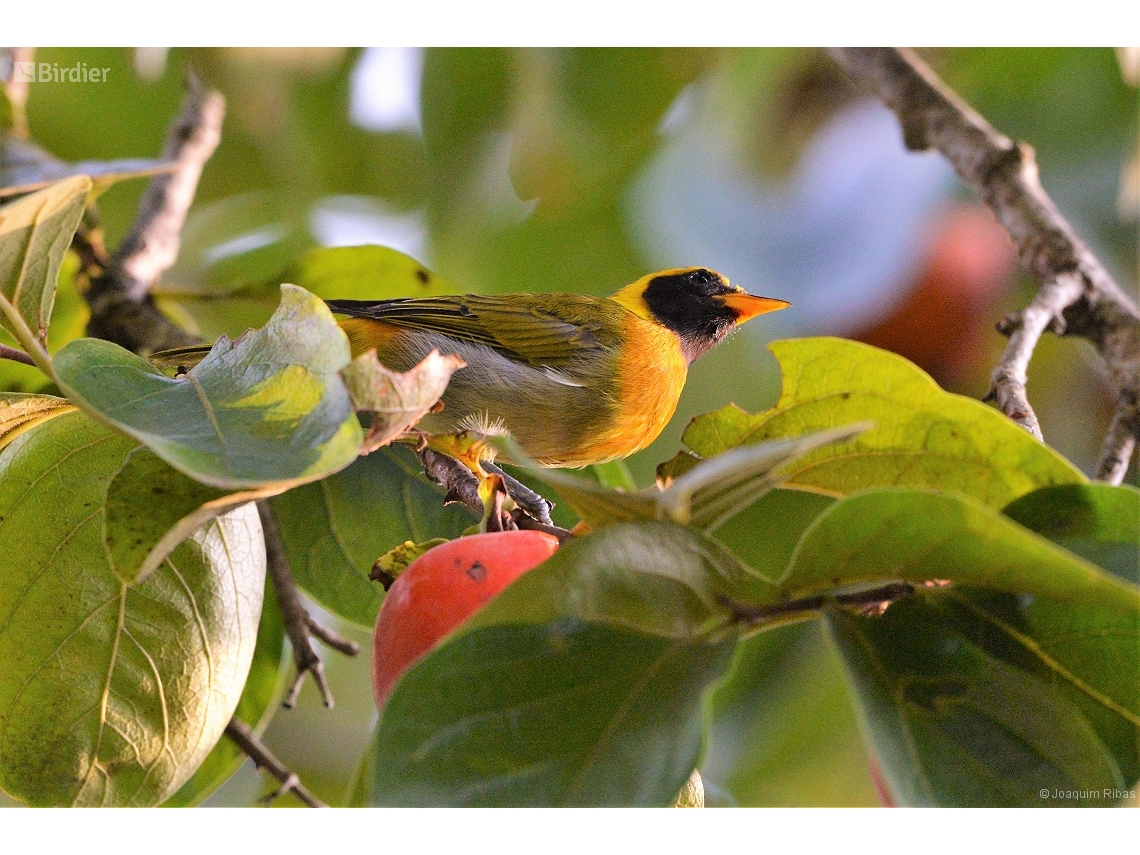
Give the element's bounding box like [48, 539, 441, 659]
[372, 530, 560, 710]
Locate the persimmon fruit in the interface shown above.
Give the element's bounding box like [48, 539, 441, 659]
[372, 529, 560, 710]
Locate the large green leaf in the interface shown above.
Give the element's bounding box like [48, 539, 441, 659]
[1003, 483, 1140, 584]
[270, 444, 477, 628]
[827, 586, 1140, 806]
[680, 338, 1085, 507]
[0, 411, 265, 806]
[53, 284, 362, 490]
[781, 489, 1140, 615]
[163, 575, 287, 807]
[368, 620, 735, 806]
[0, 175, 90, 350]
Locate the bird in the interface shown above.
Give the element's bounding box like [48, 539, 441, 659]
[326, 267, 788, 468]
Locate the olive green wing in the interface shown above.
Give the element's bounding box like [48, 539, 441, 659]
[325, 294, 624, 369]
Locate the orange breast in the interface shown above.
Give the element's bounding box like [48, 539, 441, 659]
[581, 313, 688, 464]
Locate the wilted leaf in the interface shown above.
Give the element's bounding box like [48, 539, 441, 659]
[270, 444, 477, 627]
[0, 174, 90, 345]
[0, 411, 266, 806]
[0, 392, 74, 451]
[53, 284, 363, 490]
[342, 348, 466, 453]
[681, 338, 1084, 507]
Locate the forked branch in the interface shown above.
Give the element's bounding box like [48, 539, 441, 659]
[830, 48, 1140, 483]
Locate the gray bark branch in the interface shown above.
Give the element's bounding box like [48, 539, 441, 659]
[829, 48, 1140, 484]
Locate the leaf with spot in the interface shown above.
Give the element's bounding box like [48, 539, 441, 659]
[280, 244, 458, 301]
[0, 410, 265, 806]
[52, 284, 362, 490]
[679, 338, 1084, 507]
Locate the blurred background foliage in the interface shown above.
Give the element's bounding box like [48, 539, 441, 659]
[1, 46, 1136, 807]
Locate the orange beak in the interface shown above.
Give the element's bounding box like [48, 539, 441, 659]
[722, 292, 791, 323]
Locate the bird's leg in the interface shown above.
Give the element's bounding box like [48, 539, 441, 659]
[482, 461, 555, 526]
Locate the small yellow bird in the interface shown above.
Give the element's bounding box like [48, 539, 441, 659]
[328, 267, 788, 468]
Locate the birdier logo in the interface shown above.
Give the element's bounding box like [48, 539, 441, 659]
[12, 61, 109, 83]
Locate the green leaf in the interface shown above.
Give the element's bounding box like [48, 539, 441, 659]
[465, 521, 767, 639]
[0, 175, 90, 348]
[1003, 483, 1140, 583]
[781, 489, 1140, 615]
[0, 392, 74, 451]
[681, 338, 1085, 507]
[367, 620, 735, 806]
[827, 586, 1140, 806]
[281, 244, 459, 301]
[163, 576, 288, 807]
[536, 424, 865, 532]
[103, 445, 270, 584]
[53, 284, 363, 490]
[0, 411, 266, 806]
[270, 444, 477, 627]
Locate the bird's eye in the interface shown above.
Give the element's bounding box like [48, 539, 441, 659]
[687, 269, 713, 286]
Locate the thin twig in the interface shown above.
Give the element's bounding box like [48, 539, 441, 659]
[829, 48, 1140, 484]
[83, 74, 222, 354]
[258, 501, 342, 709]
[0, 343, 35, 366]
[418, 446, 485, 515]
[719, 582, 916, 628]
[305, 613, 361, 657]
[985, 272, 1085, 439]
[224, 717, 327, 808]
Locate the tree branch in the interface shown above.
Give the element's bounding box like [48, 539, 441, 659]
[224, 717, 327, 808]
[0, 343, 35, 367]
[83, 74, 221, 354]
[829, 48, 1140, 484]
[258, 501, 355, 710]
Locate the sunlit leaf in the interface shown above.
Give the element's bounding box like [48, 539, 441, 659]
[0, 392, 74, 451]
[680, 338, 1084, 507]
[163, 576, 287, 807]
[0, 411, 265, 806]
[53, 284, 363, 490]
[0, 175, 90, 346]
[282, 244, 459, 301]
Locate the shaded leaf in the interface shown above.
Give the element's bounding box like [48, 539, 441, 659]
[0, 411, 265, 806]
[368, 619, 735, 806]
[0, 175, 90, 346]
[270, 444, 477, 627]
[103, 446, 273, 584]
[0, 392, 74, 451]
[681, 338, 1084, 507]
[1003, 483, 1140, 583]
[342, 348, 466, 453]
[53, 284, 363, 490]
[163, 576, 288, 807]
[827, 586, 1140, 806]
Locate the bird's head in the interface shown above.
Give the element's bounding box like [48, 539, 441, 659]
[614, 267, 789, 363]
